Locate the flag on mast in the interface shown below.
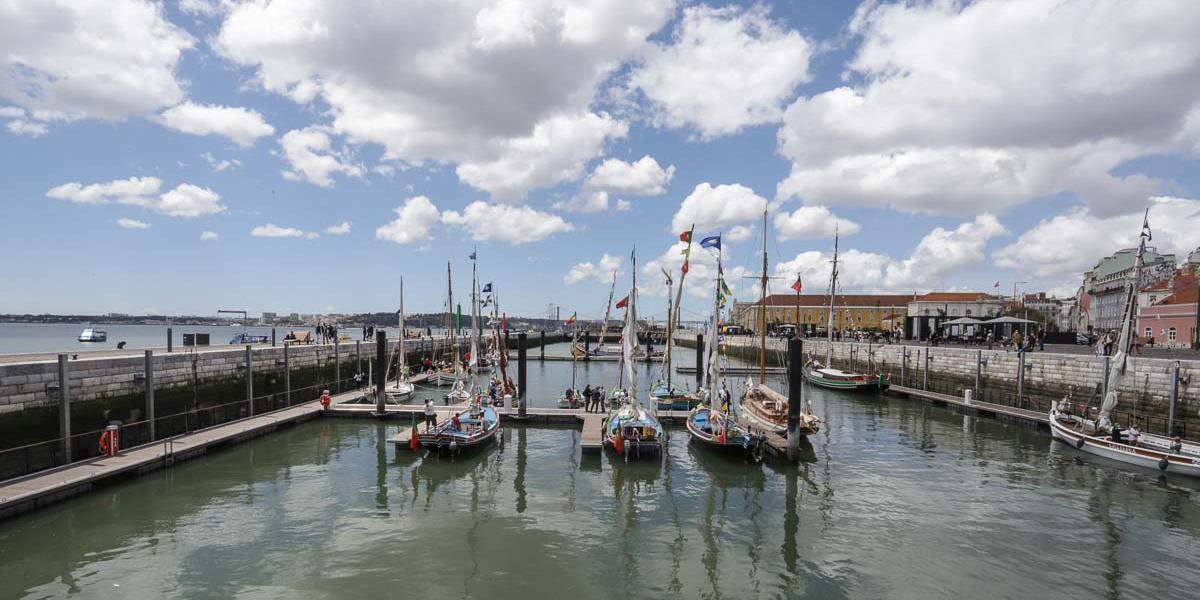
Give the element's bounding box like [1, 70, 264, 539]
[679, 231, 692, 243]
[565, 312, 577, 325]
[791, 275, 802, 292]
[615, 295, 629, 309]
[700, 235, 721, 250]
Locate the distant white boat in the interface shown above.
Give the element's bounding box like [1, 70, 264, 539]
[78, 328, 107, 342]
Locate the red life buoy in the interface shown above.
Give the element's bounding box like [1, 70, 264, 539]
[99, 430, 111, 453]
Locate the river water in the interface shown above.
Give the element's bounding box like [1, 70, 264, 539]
[0, 352, 1198, 599]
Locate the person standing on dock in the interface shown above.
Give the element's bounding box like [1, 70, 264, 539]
[424, 398, 437, 431]
[320, 390, 331, 411]
[583, 385, 593, 412]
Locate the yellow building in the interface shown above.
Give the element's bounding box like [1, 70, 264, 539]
[735, 294, 910, 334]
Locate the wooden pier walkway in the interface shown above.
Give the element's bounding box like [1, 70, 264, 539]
[888, 385, 1048, 426]
[580, 414, 605, 453]
[0, 389, 372, 520]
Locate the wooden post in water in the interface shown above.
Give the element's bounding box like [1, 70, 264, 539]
[901, 347, 907, 386]
[787, 338, 803, 457]
[583, 330, 591, 361]
[271, 328, 276, 347]
[518, 333, 528, 417]
[167, 327, 173, 353]
[144, 350, 155, 441]
[975, 350, 982, 401]
[284, 343, 291, 406]
[335, 338, 341, 394]
[246, 345, 254, 416]
[922, 349, 929, 391]
[375, 331, 387, 415]
[356, 340, 361, 384]
[540, 330, 545, 361]
[57, 354, 71, 463]
[695, 334, 704, 384]
[1017, 350, 1025, 407]
[1169, 361, 1180, 436]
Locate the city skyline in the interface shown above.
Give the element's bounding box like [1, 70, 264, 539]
[3, 0, 1200, 320]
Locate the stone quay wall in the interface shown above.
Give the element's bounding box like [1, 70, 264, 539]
[675, 334, 1200, 434]
[0, 332, 565, 414]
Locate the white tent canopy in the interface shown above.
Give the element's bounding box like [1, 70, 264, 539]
[942, 317, 983, 326]
[984, 316, 1037, 324]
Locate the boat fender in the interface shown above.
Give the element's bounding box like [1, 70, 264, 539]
[1075, 437, 1086, 450]
[1158, 457, 1169, 471]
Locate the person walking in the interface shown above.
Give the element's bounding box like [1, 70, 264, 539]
[583, 385, 593, 412]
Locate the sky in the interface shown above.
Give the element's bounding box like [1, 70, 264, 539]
[2, 0, 1200, 322]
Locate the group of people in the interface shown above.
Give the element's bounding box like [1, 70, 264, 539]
[1003, 329, 1046, 353]
[360, 325, 376, 341]
[1092, 330, 1144, 357]
[579, 384, 608, 413]
[316, 322, 338, 344]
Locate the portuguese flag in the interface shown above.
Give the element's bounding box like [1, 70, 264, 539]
[679, 231, 692, 243]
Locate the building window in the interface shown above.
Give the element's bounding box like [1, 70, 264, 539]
[1168, 327, 1177, 342]
[965, 309, 972, 316]
[1145, 327, 1152, 339]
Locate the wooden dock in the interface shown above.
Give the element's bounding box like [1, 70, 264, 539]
[0, 390, 366, 521]
[580, 414, 605, 453]
[888, 385, 1048, 426]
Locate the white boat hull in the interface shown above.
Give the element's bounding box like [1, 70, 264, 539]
[1049, 409, 1200, 477]
[385, 381, 415, 401]
[427, 371, 465, 386]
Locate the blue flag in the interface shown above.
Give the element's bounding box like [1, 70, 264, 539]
[469, 251, 477, 260]
[700, 235, 721, 250]
[482, 282, 493, 293]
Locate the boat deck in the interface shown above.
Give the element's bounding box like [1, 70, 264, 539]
[888, 385, 1048, 426]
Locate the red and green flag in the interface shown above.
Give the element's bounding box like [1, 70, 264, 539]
[679, 230, 692, 243]
[615, 295, 629, 309]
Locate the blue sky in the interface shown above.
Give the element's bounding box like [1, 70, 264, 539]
[2, 0, 1199, 320]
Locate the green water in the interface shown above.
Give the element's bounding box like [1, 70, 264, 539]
[1, 350, 1199, 599]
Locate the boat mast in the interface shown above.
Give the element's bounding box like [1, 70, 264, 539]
[447, 262, 458, 370]
[397, 277, 406, 384]
[1099, 209, 1151, 427]
[667, 225, 696, 391]
[827, 226, 839, 363]
[599, 270, 617, 348]
[471, 249, 481, 368]
[758, 210, 768, 384]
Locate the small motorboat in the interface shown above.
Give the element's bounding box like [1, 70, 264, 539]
[229, 333, 269, 344]
[558, 388, 583, 409]
[78, 328, 107, 343]
[602, 395, 664, 459]
[418, 402, 500, 457]
[802, 360, 889, 393]
[686, 404, 766, 462]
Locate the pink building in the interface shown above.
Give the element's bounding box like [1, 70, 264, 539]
[1137, 285, 1198, 348]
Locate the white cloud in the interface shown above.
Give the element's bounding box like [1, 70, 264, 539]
[629, 5, 812, 138]
[279, 127, 364, 187]
[615, 198, 631, 211]
[564, 253, 622, 285]
[0, 1, 193, 125]
[179, 0, 224, 17]
[455, 112, 627, 201]
[774, 205, 861, 240]
[776, 0, 1200, 215]
[671, 182, 767, 232]
[441, 201, 573, 245]
[641, 240, 751, 300]
[46, 177, 163, 205]
[584, 155, 674, 196]
[213, 0, 672, 200]
[375, 196, 441, 245]
[993, 197, 1200, 278]
[0, 106, 23, 118]
[5, 119, 48, 137]
[305, 231, 320, 239]
[771, 214, 1008, 294]
[150, 184, 226, 217]
[553, 190, 609, 214]
[325, 222, 351, 235]
[202, 152, 242, 172]
[251, 224, 306, 238]
[116, 218, 150, 230]
[726, 225, 754, 243]
[158, 102, 274, 147]
[47, 177, 226, 218]
[200, 230, 220, 241]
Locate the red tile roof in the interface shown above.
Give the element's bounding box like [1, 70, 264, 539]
[1157, 286, 1198, 306]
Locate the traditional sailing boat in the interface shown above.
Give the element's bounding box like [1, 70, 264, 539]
[651, 226, 702, 411]
[577, 270, 623, 357]
[429, 261, 467, 386]
[558, 324, 584, 409]
[688, 244, 767, 460]
[467, 249, 490, 372]
[603, 248, 665, 458]
[802, 226, 890, 393]
[385, 277, 415, 402]
[1049, 211, 1200, 476]
[417, 399, 499, 456]
[740, 211, 822, 434]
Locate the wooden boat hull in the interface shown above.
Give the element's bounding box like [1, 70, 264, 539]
[602, 405, 664, 459]
[685, 406, 765, 461]
[802, 365, 889, 393]
[418, 407, 500, 456]
[427, 371, 465, 386]
[1049, 409, 1200, 477]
